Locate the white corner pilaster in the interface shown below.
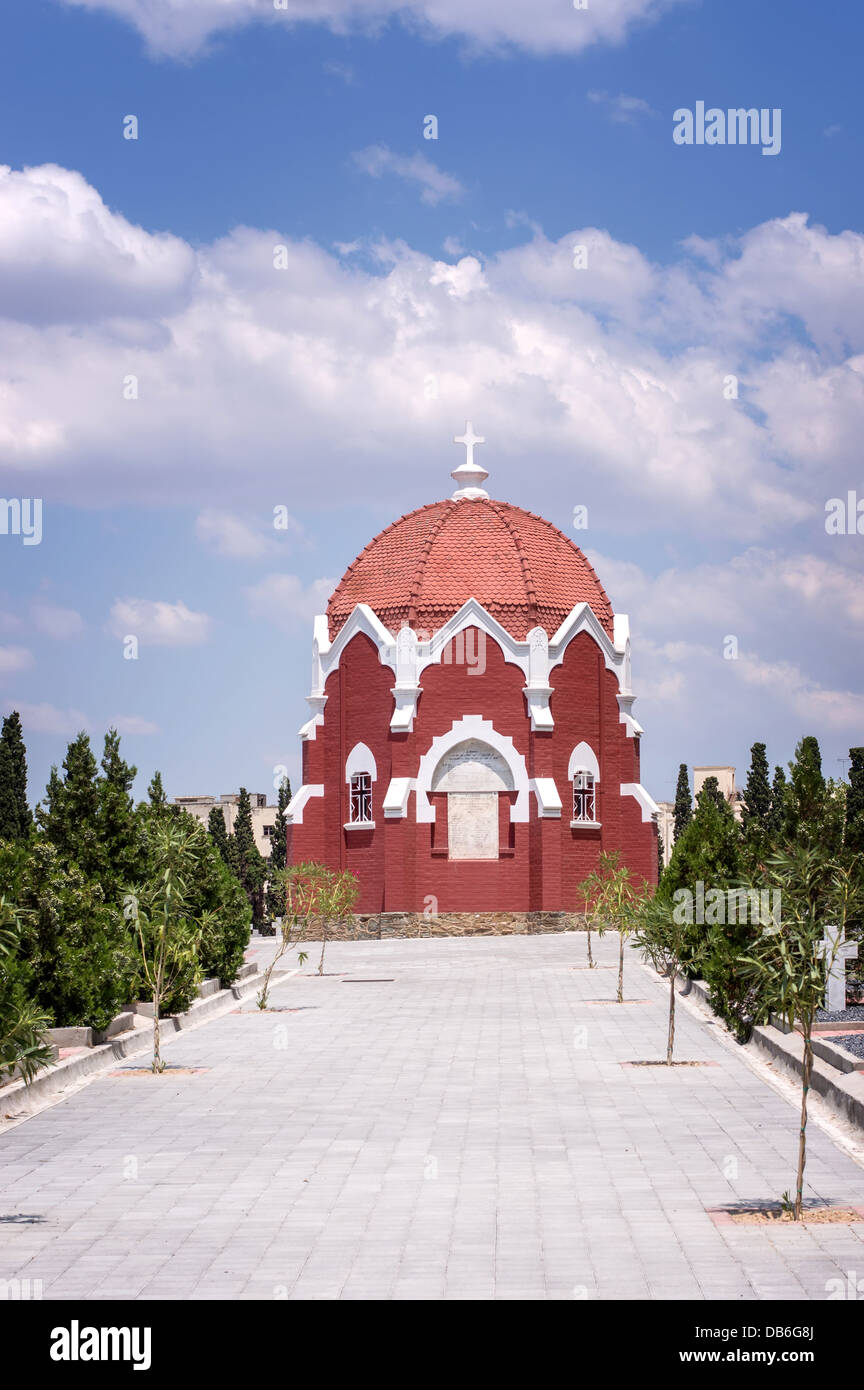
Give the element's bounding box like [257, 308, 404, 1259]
[522, 626, 554, 730]
[390, 624, 422, 732]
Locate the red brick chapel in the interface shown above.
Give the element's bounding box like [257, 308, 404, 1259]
[286, 426, 659, 915]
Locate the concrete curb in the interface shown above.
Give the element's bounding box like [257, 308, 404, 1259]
[684, 976, 864, 1131]
[0, 967, 296, 1121]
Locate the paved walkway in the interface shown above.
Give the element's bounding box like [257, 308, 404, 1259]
[1, 933, 863, 1300]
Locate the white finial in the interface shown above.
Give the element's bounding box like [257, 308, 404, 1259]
[451, 421, 489, 500]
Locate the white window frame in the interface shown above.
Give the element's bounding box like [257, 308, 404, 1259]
[568, 742, 601, 829]
[348, 772, 373, 825]
[572, 771, 596, 824]
[345, 743, 377, 829]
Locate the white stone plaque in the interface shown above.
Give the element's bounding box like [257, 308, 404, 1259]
[448, 792, 499, 860]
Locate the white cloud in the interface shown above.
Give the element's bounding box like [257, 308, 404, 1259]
[589, 550, 864, 749]
[244, 574, 338, 630]
[0, 164, 196, 325]
[353, 145, 465, 205]
[107, 598, 212, 645]
[2, 166, 864, 551]
[5, 701, 89, 736]
[111, 714, 161, 735]
[587, 91, 657, 123]
[2, 701, 159, 739]
[0, 646, 34, 676]
[195, 508, 296, 559]
[57, 0, 683, 59]
[30, 602, 85, 639]
[323, 61, 355, 85]
[593, 548, 864, 641]
[736, 654, 864, 730]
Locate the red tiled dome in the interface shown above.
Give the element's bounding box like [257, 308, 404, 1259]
[327, 498, 614, 640]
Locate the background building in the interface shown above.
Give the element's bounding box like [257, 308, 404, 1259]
[173, 792, 276, 856]
[694, 766, 743, 821]
[655, 801, 675, 868]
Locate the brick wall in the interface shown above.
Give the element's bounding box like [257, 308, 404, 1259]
[290, 623, 657, 912]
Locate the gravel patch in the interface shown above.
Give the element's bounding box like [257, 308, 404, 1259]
[831, 1034, 864, 1060]
[817, 1004, 864, 1022]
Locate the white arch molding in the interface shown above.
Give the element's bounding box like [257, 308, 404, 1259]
[567, 741, 600, 782]
[414, 716, 530, 823]
[431, 738, 514, 793]
[345, 742, 377, 782]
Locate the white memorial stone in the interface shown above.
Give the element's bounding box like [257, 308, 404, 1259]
[432, 740, 509, 859]
[820, 926, 858, 1013]
[448, 792, 499, 860]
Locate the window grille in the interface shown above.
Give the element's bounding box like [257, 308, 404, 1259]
[349, 773, 373, 823]
[572, 772, 595, 823]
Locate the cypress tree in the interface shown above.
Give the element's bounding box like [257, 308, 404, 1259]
[266, 778, 292, 920]
[269, 778, 291, 876]
[742, 742, 771, 826]
[97, 730, 141, 890]
[741, 743, 772, 865]
[37, 732, 100, 869]
[845, 748, 864, 856]
[233, 788, 266, 929]
[786, 735, 828, 847]
[147, 771, 168, 808]
[767, 765, 788, 836]
[0, 711, 32, 842]
[673, 764, 692, 845]
[207, 805, 231, 864]
[698, 775, 729, 815]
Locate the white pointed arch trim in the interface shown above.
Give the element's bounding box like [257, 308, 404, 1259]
[345, 742, 377, 783]
[414, 715, 530, 824]
[568, 741, 600, 782]
[301, 597, 643, 738]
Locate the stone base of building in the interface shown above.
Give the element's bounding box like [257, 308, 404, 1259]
[314, 910, 589, 940]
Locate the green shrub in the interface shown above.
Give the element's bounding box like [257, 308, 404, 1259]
[0, 839, 138, 1031]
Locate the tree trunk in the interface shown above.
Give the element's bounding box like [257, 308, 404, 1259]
[259, 929, 290, 1009]
[795, 1033, 813, 1221]
[318, 918, 328, 977]
[617, 929, 624, 1002]
[152, 1003, 162, 1074]
[666, 969, 677, 1064]
[587, 923, 594, 969]
[152, 954, 165, 1074]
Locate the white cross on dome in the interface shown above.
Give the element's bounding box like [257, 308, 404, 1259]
[451, 421, 489, 500]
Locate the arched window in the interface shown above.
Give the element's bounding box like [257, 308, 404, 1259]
[572, 771, 596, 824]
[568, 742, 600, 827]
[345, 743, 376, 828]
[349, 773, 373, 824]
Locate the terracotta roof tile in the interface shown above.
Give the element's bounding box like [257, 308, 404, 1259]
[327, 498, 614, 640]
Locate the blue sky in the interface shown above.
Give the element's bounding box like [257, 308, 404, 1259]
[1, 0, 863, 809]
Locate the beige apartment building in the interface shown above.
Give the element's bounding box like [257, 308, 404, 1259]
[693, 765, 743, 820]
[173, 792, 278, 857]
[657, 765, 743, 866]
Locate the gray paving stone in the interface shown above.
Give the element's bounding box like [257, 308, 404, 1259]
[1, 933, 864, 1299]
